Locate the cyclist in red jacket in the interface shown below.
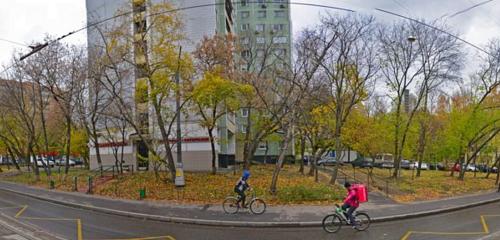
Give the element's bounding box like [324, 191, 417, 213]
[342, 182, 359, 228]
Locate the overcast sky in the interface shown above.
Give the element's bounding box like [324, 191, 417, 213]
[1, 0, 499, 71]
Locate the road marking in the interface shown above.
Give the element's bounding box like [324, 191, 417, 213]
[401, 215, 500, 239]
[400, 231, 413, 240]
[481, 215, 489, 234]
[101, 236, 176, 240]
[77, 219, 83, 240]
[2, 204, 174, 240]
[14, 205, 27, 218]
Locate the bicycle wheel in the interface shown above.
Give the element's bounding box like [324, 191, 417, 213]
[222, 197, 239, 214]
[354, 212, 371, 231]
[322, 214, 342, 233]
[250, 198, 266, 215]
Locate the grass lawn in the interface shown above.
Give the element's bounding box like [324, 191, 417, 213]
[0, 167, 91, 192]
[0, 165, 345, 205]
[341, 166, 499, 202]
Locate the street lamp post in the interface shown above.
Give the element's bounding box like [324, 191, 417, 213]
[403, 35, 417, 179]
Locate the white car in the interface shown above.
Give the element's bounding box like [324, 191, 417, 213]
[411, 162, 428, 170]
[55, 158, 76, 166]
[466, 164, 478, 172]
[31, 157, 54, 167]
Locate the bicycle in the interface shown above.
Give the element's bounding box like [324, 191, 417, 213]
[322, 204, 371, 233]
[222, 188, 266, 215]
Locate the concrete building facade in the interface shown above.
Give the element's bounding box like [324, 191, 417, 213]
[86, 0, 237, 171]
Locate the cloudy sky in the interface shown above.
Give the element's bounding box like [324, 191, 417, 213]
[1, 0, 499, 70]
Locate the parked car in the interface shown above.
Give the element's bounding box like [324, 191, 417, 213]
[379, 161, 394, 169]
[465, 164, 478, 172]
[55, 158, 76, 166]
[351, 157, 374, 168]
[401, 160, 411, 169]
[31, 157, 54, 168]
[72, 157, 83, 165]
[491, 167, 499, 173]
[317, 156, 338, 166]
[429, 163, 446, 171]
[410, 162, 428, 170]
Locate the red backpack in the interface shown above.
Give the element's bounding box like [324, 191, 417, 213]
[352, 184, 368, 203]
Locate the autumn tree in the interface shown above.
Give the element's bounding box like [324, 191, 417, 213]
[89, 2, 193, 181]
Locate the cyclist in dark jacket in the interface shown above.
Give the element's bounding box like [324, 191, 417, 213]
[234, 170, 251, 208]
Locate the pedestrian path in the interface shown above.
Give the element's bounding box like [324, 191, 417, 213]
[0, 181, 499, 227]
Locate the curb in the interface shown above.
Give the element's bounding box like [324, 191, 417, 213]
[0, 184, 499, 228]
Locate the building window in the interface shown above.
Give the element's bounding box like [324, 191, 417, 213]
[240, 125, 247, 133]
[258, 0, 266, 3]
[272, 36, 287, 44]
[256, 37, 265, 44]
[241, 0, 248, 6]
[274, 10, 285, 18]
[241, 108, 249, 117]
[258, 10, 267, 18]
[256, 24, 265, 32]
[241, 11, 250, 19]
[241, 50, 251, 58]
[274, 48, 286, 57]
[241, 37, 250, 44]
[272, 24, 285, 31]
[241, 23, 250, 31]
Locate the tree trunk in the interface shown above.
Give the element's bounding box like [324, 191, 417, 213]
[299, 135, 305, 174]
[393, 101, 402, 179]
[65, 116, 71, 176]
[243, 107, 252, 170]
[496, 156, 499, 185]
[270, 127, 292, 195]
[487, 151, 499, 179]
[29, 146, 40, 182]
[416, 120, 427, 178]
[38, 86, 51, 178]
[7, 147, 20, 171]
[308, 147, 318, 176]
[208, 127, 217, 175]
[92, 124, 103, 168]
[329, 125, 342, 184]
[152, 100, 176, 182]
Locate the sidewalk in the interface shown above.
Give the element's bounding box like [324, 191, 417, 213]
[0, 181, 499, 227]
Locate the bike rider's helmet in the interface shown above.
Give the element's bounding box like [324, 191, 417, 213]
[242, 170, 251, 180]
[344, 182, 351, 188]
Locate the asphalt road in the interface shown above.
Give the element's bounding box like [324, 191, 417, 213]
[0, 189, 499, 240]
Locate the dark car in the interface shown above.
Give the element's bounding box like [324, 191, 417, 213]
[351, 157, 374, 168]
[401, 160, 411, 169]
[429, 163, 445, 170]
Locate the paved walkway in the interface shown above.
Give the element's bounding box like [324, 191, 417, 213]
[0, 181, 499, 225]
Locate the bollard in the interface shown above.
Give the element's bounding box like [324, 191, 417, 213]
[139, 188, 146, 200]
[73, 176, 78, 191]
[100, 166, 103, 177]
[87, 176, 93, 194]
[49, 180, 55, 189]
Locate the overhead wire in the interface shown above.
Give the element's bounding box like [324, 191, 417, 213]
[375, 8, 490, 55]
[0, 1, 495, 76]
